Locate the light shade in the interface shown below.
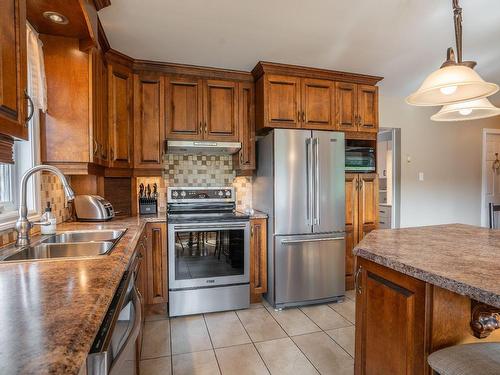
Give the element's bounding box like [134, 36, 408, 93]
[431, 98, 500, 122]
[406, 65, 498, 106]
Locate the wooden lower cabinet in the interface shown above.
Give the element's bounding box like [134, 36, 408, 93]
[135, 229, 147, 373]
[355, 257, 427, 375]
[345, 173, 378, 290]
[250, 218, 267, 303]
[145, 222, 168, 305]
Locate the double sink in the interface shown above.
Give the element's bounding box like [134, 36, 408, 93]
[3, 229, 126, 261]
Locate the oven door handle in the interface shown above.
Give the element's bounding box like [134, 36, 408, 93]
[109, 285, 142, 375]
[280, 236, 345, 244]
[173, 223, 248, 231]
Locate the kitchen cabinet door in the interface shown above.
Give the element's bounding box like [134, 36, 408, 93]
[0, 0, 28, 140]
[165, 76, 203, 140]
[146, 222, 168, 305]
[91, 48, 108, 165]
[108, 63, 133, 168]
[336, 82, 357, 131]
[203, 79, 238, 141]
[250, 218, 267, 302]
[134, 73, 165, 169]
[234, 81, 255, 173]
[301, 78, 335, 130]
[358, 85, 379, 133]
[264, 75, 301, 128]
[345, 174, 359, 291]
[355, 258, 427, 375]
[358, 173, 379, 241]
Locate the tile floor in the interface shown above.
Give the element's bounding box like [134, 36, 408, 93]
[140, 290, 357, 375]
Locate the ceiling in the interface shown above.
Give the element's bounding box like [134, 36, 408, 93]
[99, 0, 500, 99]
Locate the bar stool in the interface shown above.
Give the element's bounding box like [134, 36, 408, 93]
[427, 342, 500, 375]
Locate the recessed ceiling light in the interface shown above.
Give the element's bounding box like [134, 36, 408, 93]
[43, 11, 68, 25]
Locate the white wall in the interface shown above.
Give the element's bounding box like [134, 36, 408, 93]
[379, 95, 500, 228]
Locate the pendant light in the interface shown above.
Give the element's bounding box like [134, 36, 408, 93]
[431, 98, 500, 122]
[406, 0, 498, 106]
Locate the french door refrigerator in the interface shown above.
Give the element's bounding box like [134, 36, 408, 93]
[253, 129, 345, 309]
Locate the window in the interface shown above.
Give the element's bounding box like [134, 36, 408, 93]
[0, 23, 44, 229]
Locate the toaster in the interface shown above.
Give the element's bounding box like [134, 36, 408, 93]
[74, 195, 115, 221]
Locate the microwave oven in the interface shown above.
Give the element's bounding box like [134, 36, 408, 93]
[345, 146, 375, 172]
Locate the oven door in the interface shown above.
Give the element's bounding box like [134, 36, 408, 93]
[168, 221, 250, 290]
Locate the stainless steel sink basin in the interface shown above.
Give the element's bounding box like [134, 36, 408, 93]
[43, 230, 125, 244]
[3, 242, 114, 261]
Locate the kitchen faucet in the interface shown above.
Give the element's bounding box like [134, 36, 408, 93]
[15, 165, 75, 247]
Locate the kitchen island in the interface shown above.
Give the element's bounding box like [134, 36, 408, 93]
[0, 215, 165, 375]
[353, 224, 500, 375]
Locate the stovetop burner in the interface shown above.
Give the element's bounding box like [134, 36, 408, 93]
[167, 186, 249, 223]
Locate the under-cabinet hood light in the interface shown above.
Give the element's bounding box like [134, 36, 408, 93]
[43, 11, 68, 25]
[406, 0, 498, 107]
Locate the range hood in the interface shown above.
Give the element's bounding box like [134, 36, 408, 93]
[166, 140, 241, 155]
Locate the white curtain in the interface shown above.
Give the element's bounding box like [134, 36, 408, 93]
[26, 22, 47, 113]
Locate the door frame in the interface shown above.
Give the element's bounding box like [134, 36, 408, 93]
[480, 128, 500, 227]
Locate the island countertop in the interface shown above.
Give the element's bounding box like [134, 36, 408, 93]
[354, 224, 500, 308]
[0, 215, 165, 375]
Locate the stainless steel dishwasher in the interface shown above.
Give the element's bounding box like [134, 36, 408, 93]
[87, 252, 143, 375]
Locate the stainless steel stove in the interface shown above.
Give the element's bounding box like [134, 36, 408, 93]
[167, 187, 250, 317]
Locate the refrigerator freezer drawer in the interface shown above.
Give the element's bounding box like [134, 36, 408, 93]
[274, 234, 345, 306]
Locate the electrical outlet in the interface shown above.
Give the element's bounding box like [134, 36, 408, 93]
[418, 172, 424, 181]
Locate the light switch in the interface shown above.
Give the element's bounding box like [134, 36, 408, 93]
[418, 172, 424, 181]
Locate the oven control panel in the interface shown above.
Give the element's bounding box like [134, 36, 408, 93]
[168, 187, 234, 201]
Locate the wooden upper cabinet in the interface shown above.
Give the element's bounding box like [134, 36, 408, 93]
[234, 81, 255, 173]
[264, 75, 301, 128]
[358, 85, 379, 132]
[301, 78, 335, 130]
[336, 82, 357, 131]
[355, 258, 427, 375]
[203, 80, 238, 141]
[358, 173, 379, 241]
[165, 77, 203, 140]
[90, 48, 108, 165]
[134, 74, 165, 169]
[108, 63, 133, 168]
[0, 0, 27, 140]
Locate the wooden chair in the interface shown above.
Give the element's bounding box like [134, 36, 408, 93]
[428, 343, 500, 375]
[489, 203, 500, 229]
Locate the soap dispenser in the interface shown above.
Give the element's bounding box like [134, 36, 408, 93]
[41, 202, 57, 235]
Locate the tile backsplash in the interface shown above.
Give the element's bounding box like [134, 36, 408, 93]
[161, 154, 252, 212]
[164, 154, 235, 187]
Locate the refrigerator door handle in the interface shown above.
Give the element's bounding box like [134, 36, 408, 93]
[313, 137, 320, 226]
[280, 236, 345, 244]
[306, 137, 313, 226]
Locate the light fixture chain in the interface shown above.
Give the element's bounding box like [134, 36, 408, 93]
[453, 0, 463, 63]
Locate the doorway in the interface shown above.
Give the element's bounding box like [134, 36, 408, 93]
[480, 129, 500, 227]
[377, 128, 401, 228]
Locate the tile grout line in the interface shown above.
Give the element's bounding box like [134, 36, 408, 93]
[202, 313, 223, 375]
[327, 301, 355, 325]
[170, 318, 174, 375]
[262, 303, 322, 374]
[234, 309, 272, 374]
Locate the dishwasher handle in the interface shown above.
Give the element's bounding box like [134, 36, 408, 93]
[109, 285, 142, 375]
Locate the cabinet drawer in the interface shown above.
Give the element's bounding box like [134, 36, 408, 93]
[379, 206, 391, 218]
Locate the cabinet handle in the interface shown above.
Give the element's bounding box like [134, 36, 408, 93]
[93, 140, 99, 156]
[110, 148, 114, 160]
[205, 122, 208, 134]
[24, 90, 34, 125]
[302, 111, 306, 122]
[354, 266, 363, 295]
[199, 121, 202, 133]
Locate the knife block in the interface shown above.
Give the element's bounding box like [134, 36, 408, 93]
[139, 197, 157, 215]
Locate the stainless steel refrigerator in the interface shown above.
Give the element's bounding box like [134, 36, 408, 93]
[253, 129, 345, 309]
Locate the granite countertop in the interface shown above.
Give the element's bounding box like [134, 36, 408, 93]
[0, 214, 165, 375]
[354, 224, 500, 308]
